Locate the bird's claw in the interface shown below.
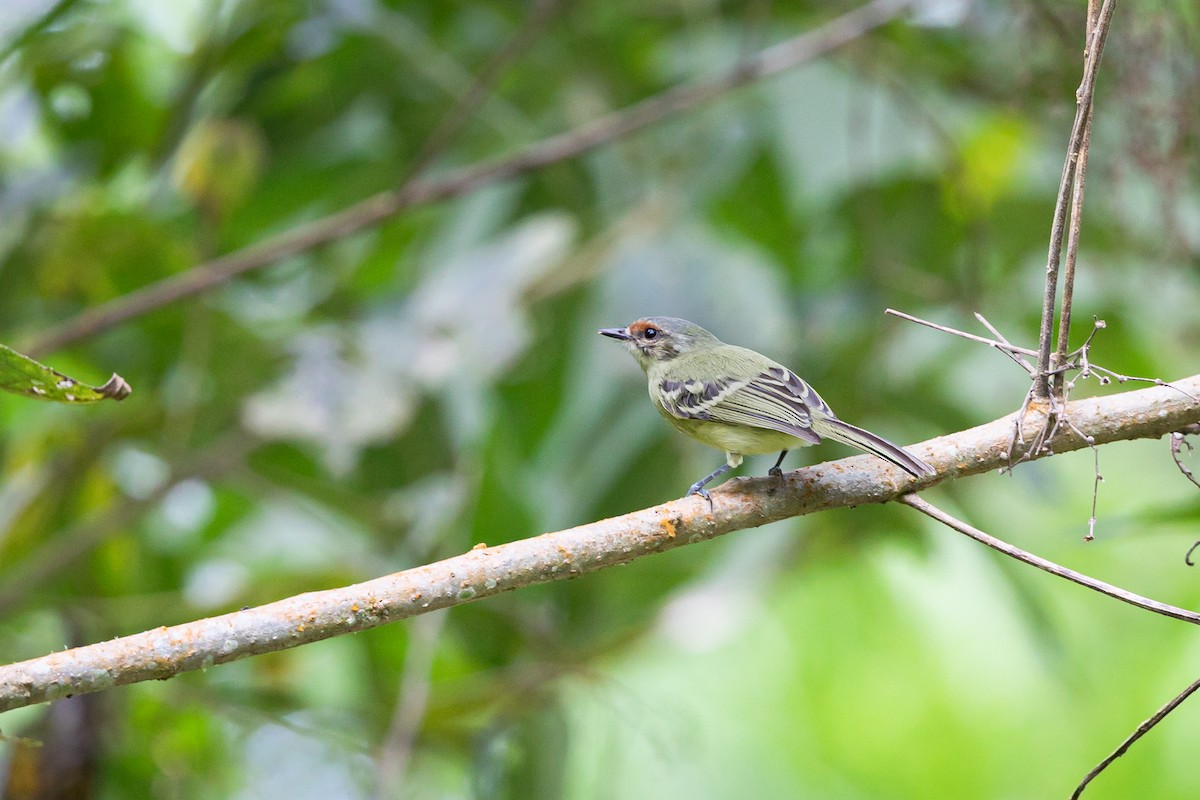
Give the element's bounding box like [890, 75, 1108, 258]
[686, 484, 714, 511]
[768, 467, 783, 478]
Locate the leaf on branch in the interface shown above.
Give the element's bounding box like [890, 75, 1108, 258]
[0, 344, 132, 403]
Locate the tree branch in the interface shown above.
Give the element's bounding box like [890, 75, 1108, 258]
[20, 0, 911, 358]
[0, 374, 1198, 713]
[1071, 675, 1200, 799]
[1062, 405, 1200, 798]
[1033, 0, 1116, 399]
[1050, 0, 1102, 394]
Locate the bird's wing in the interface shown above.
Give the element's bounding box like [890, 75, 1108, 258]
[657, 366, 828, 445]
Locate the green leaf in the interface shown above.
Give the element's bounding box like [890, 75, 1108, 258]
[0, 344, 131, 403]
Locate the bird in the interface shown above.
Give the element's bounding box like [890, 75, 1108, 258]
[599, 316, 935, 502]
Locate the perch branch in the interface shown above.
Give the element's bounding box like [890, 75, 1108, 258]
[0, 374, 1197, 712]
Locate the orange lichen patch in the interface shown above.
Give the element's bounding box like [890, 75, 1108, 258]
[658, 517, 677, 539]
[351, 604, 360, 612]
[472, 542, 488, 550]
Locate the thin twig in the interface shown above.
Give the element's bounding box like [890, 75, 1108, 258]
[1005, 389, 1036, 460]
[975, 312, 1036, 374]
[884, 309, 1038, 358]
[898, 494, 1200, 624]
[22, 0, 911, 358]
[1052, 119, 1092, 393]
[1071, 676, 1200, 799]
[1171, 425, 1200, 490]
[1032, 0, 1116, 399]
[886, 308, 1043, 470]
[1051, 1, 1102, 395]
[1082, 434, 1102, 541]
[1088, 366, 1200, 403]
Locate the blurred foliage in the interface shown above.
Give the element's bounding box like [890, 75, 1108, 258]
[1, 1, 1199, 798]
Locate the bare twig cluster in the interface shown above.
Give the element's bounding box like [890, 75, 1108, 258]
[886, 309, 1196, 540]
[890, 2, 1200, 794]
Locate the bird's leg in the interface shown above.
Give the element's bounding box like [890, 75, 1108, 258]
[686, 462, 732, 507]
[768, 449, 788, 478]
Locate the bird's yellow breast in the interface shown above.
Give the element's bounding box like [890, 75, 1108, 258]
[654, 404, 807, 458]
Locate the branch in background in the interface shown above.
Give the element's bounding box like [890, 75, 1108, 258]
[1071, 676, 1200, 799]
[20, 0, 912, 358]
[1032, 0, 1116, 399]
[398, 0, 560, 185]
[0, 434, 256, 615]
[0, 0, 82, 63]
[22, 0, 559, 359]
[1, 374, 1197, 713]
[374, 612, 448, 799]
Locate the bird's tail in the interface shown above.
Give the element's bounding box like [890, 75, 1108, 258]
[812, 417, 935, 478]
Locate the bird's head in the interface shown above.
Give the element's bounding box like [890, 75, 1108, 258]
[599, 316, 719, 369]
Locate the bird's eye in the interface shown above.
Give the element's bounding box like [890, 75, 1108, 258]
[643, 327, 658, 340]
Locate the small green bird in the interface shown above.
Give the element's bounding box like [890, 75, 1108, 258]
[600, 316, 935, 501]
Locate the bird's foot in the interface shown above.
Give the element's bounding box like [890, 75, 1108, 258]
[686, 483, 714, 511]
[768, 466, 783, 478]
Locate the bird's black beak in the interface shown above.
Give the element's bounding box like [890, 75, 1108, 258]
[599, 327, 632, 341]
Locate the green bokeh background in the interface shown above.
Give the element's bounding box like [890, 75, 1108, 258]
[1, 1, 1199, 798]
